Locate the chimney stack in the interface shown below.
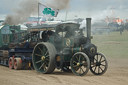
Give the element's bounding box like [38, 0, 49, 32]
[86, 18, 91, 43]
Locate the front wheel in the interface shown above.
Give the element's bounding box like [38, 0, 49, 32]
[90, 52, 108, 75]
[70, 52, 90, 76]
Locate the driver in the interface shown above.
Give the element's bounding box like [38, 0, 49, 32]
[65, 26, 75, 38]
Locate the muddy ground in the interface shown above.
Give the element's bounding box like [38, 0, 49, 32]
[0, 57, 128, 85]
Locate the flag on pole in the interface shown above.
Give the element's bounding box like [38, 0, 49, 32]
[39, 3, 59, 17]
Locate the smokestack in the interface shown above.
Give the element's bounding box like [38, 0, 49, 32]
[86, 18, 92, 43]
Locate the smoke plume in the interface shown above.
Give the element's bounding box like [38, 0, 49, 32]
[46, 0, 70, 10]
[4, 0, 38, 25]
[3, 0, 70, 25]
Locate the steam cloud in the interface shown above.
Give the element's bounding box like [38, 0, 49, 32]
[47, 0, 70, 10]
[4, 0, 70, 25]
[4, 0, 38, 25]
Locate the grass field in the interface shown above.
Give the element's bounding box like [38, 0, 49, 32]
[92, 30, 128, 58]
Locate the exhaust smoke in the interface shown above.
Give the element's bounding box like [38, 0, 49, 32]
[3, 0, 71, 25]
[46, 0, 70, 10]
[4, 0, 38, 25]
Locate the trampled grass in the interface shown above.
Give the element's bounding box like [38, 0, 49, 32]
[91, 30, 128, 58]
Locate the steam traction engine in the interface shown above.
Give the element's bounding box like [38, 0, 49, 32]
[32, 18, 108, 76]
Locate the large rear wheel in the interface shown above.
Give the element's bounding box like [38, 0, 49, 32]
[32, 42, 56, 74]
[70, 52, 90, 76]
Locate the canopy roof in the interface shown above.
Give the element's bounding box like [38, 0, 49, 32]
[28, 23, 80, 32]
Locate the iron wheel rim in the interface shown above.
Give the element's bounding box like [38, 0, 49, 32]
[70, 52, 90, 76]
[32, 42, 56, 74]
[90, 52, 108, 75]
[33, 44, 50, 73]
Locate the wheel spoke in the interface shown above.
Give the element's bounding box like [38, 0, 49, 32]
[38, 47, 42, 54]
[76, 56, 79, 61]
[39, 63, 45, 70]
[45, 61, 49, 67]
[45, 55, 49, 58]
[94, 66, 97, 72]
[43, 64, 47, 71]
[79, 55, 81, 63]
[79, 56, 80, 62]
[101, 64, 106, 67]
[97, 55, 98, 62]
[79, 67, 82, 73]
[45, 58, 49, 61]
[35, 53, 42, 57]
[81, 56, 84, 62]
[36, 60, 42, 64]
[82, 62, 87, 67]
[101, 60, 105, 63]
[99, 56, 102, 62]
[99, 66, 103, 72]
[45, 58, 49, 62]
[45, 51, 48, 56]
[42, 46, 45, 52]
[43, 46, 47, 55]
[80, 67, 84, 73]
[91, 65, 95, 68]
[93, 63, 96, 66]
[94, 58, 98, 62]
[98, 66, 100, 73]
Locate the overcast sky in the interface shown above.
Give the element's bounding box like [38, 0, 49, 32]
[0, 0, 128, 21]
